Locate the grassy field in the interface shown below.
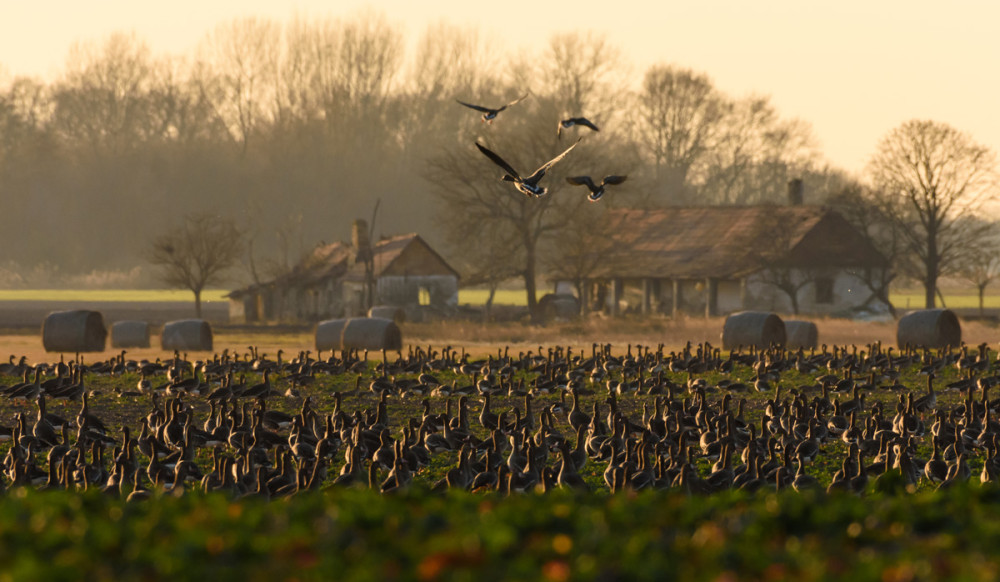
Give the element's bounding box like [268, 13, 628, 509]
[0, 289, 230, 302]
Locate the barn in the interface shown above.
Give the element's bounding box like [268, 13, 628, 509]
[575, 204, 889, 318]
[228, 220, 459, 324]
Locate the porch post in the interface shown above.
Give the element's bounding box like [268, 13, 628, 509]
[611, 278, 622, 317]
[642, 279, 651, 315]
[672, 279, 682, 318]
[705, 277, 718, 318]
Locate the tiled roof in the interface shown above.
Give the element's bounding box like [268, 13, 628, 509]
[593, 205, 886, 279]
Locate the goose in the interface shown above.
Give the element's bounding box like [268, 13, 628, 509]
[456, 93, 528, 123]
[475, 139, 581, 198]
[565, 175, 627, 202]
[557, 116, 600, 139]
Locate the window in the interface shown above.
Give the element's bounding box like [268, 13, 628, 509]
[815, 277, 834, 304]
[418, 286, 431, 306]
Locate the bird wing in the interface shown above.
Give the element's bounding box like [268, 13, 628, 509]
[500, 93, 529, 111]
[566, 176, 598, 190]
[525, 138, 581, 183]
[475, 142, 522, 180]
[456, 99, 492, 113]
[601, 175, 627, 186]
[573, 117, 600, 132]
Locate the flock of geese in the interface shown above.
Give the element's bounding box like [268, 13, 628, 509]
[458, 93, 627, 202]
[0, 340, 994, 500]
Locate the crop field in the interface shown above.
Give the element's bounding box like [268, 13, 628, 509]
[0, 320, 998, 580]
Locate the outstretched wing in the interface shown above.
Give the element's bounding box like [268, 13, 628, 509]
[500, 93, 529, 111]
[566, 176, 598, 191]
[573, 117, 600, 132]
[526, 138, 581, 183]
[475, 142, 521, 180]
[602, 175, 627, 186]
[456, 99, 492, 113]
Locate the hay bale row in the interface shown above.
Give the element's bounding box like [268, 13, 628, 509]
[111, 321, 151, 349]
[316, 317, 401, 352]
[42, 310, 107, 353]
[161, 319, 213, 352]
[784, 320, 819, 350]
[721, 311, 786, 350]
[897, 309, 961, 349]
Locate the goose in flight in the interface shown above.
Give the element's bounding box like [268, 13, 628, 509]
[475, 139, 581, 198]
[565, 175, 627, 202]
[456, 93, 529, 123]
[557, 117, 600, 139]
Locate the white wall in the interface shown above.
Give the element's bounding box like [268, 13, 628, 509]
[744, 268, 884, 315]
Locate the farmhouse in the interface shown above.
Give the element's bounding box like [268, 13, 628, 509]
[228, 220, 459, 324]
[577, 203, 889, 318]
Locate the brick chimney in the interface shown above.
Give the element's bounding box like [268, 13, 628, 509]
[352, 219, 372, 264]
[787, 178, 804, 205]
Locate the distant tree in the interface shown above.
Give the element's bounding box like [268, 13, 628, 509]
[953, 218, 1000, 316]
[868, 120, 998, 308]
[147, 213, 244, 318]
[630, 64, 726, 202]
[826, 184, 902, 317]
[195, 17, 281, 156]
[748, 211, 816, 315]
[699, 96, 818, 205]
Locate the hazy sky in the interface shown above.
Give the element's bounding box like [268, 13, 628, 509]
[2, 0, 997, 176]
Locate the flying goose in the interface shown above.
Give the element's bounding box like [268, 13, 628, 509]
[456, 93, 529, 123]
[475, 139, 580, 198]
[557, 116, 600, 139]
[565, 175, 627, 202]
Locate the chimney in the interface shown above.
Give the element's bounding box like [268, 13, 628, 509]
[352, 219, 372, 264]
[787, 178, 804, 206]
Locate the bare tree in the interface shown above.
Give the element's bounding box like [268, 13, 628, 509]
[148, 213, 244, 318]
[868, 120, 998, 308]
[51, 32, 155, 156]
[699, 96, 818, 205]
[629, 64, 726, 202]
[953, 218, 1000, 316]
[748, 211, 816, 314]
[826, 184, 901, 317]
[195, 17, 281, 156]
[448, 221, 524, 321]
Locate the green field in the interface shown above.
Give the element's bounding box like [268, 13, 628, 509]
[0, 288, 524, 305]
[889, 293, 1000, 310]
[0, 289, 230, 302]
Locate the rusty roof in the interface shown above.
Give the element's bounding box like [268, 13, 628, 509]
[593, 205, 887, 279]
[230, 233, 458, 297]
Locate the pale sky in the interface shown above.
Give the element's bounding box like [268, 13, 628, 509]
[1, 0, 998, 177]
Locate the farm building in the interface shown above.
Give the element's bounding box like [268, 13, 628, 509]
[574, 203, 889, 318]
[228, 220, 459, 324]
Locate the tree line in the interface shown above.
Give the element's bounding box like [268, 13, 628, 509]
[0, 12, 996, 312]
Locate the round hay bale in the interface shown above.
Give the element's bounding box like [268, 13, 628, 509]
[896, 309, 961, 349]
[367, 305, 406, 324]
[721, 311, 786, 351]
[111, 320, 151, 349]
[784, 320, 819, 350]
[315, 318, 402, 352]
[42, 310, 107, 353]
[161, 319, 213, 352]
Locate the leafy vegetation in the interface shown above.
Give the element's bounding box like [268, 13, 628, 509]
[2, 485, 1000, 581]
